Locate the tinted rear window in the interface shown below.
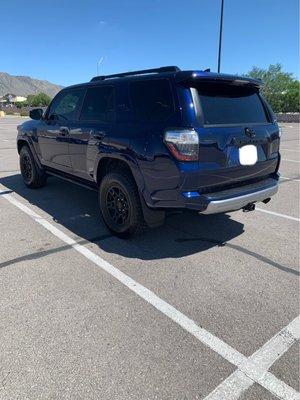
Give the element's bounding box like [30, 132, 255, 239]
[80, 86, 115, 122]
[195, 85, 268, 125]
[130, 79, 174, 122]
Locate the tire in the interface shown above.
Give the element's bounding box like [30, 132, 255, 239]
[19, 145, 47, 188]
[99, 170, 146, 238]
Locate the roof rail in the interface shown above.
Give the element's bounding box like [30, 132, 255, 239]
[90, 66, 180, 82]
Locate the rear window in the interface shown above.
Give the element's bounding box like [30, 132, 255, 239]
[130, 79, 174, 122]
[80, 86, 115, 122]
[195, 85, 269, 125]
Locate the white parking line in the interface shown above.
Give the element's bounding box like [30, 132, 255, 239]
[1, 185, 299, 400]
[280, 176, 300, 182]
[282, 158, 300, 163]
[256, 208, 300, 222]
[204, 316, 300, 400]
[281, 148, 300, 153]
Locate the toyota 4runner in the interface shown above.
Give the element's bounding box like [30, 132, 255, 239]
[17, 66, 280, 238]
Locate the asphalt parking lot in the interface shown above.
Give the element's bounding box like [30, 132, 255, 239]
[0, 116, 299, 400]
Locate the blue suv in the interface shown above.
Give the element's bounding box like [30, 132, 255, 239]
[17, 66, 280, 238]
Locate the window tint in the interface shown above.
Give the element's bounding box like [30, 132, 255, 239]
[130, 79, 174, 122]
[196, 85, 268, 125]
[48, 89, 85, 121]
[80, 86, 115, 122]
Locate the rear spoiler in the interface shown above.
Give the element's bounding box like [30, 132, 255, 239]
[175, 71, 262, 88]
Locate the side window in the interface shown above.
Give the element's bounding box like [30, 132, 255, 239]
[80, 86, 115, 122]
[130, 79, 174, 122]
[48, 89, 85, 121]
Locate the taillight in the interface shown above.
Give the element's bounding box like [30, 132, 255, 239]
[164, 129, 199, 161]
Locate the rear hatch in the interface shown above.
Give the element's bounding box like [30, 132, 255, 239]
[177, 73, 280, 191]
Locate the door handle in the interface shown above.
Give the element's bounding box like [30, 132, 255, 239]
[59, 127, 69, 136]
[93, 131, 106, 140]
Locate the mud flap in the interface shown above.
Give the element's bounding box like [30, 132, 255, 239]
[139, 193, 165, 228]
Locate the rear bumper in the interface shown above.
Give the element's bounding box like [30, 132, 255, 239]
[201, 181, 278, 214]
[145, 175, 279, 213]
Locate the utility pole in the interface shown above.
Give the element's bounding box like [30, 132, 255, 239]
[217, 0, 224, 73]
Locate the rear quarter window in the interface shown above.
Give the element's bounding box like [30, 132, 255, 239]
[130, 79, 175, 122]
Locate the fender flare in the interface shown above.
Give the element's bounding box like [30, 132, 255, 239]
[93, 153, 165, 228]
[17, 136, 43, 170]
[93, 152, 145, 192]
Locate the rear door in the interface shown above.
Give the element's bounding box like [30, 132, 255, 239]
[187, 82, 280, 188]
[68, 85, 116, 180]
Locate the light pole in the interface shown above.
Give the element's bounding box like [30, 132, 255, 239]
[97, 57, 105, 76]
[217, 0, 224, 73]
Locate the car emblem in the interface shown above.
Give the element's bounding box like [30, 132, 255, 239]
[245, 127, 256, 138]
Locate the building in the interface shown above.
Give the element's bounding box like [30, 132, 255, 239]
[11, 95, 27, 103]
[0, 94, 27, 105]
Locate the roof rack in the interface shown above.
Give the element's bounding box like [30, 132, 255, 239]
[90, 66, 180, 82]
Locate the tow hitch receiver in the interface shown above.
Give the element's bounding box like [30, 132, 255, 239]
[243, 203, 256, 212]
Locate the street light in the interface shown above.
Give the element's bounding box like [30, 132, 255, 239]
[217, 0, 224, 73]
[97, 57, 105, 76]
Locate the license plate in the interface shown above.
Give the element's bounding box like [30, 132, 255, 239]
[239, 145, 258, 166]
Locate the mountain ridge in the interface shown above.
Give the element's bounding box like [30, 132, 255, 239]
[0, 72, 63, 97]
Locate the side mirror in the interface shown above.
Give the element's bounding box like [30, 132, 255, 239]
[29, 108, 43, 120]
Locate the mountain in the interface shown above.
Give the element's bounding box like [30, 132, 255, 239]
[0, 72, 63, 98]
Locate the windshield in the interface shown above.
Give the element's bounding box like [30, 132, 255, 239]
[193, 84, 269, 125]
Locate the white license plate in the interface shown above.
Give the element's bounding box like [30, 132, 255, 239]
[239, 145, 258, 166]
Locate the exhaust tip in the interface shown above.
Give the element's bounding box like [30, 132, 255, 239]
[262, 198, 271, 204]
[243, 203, 255, 212]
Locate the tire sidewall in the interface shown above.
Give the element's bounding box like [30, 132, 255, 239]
[20, 146, 37, 186]
[99, 173, 139, 237]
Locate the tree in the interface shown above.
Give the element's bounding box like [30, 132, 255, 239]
[28, 93, 51, 107]
[246, 64, 299, 113]
[15, 101, 27, 109]
[26, 94, 36, 106]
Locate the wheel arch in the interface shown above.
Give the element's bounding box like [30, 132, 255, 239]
[17, 139, 30, 154]
[94, 154, 145, 191]
[17, 137, 43, 169]
[95, 155, 165, 229]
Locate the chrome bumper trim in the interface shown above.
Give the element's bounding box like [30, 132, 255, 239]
[201, 184, 279, 215]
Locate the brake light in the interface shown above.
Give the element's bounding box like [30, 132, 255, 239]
[164, 129, 199, 161]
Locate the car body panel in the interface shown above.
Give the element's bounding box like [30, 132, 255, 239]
[37, 119, 72, 172]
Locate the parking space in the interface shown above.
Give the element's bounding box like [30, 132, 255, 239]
[0, 117, 299, 400]
[1, 197, 236, 400]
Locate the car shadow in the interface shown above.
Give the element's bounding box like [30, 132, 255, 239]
[0, 174, 245, 261]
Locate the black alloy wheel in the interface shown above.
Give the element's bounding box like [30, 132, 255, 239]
[99, 171, 145, 238]
[106, 185, 130, 226]
[21, 153, 33, 182]
[19, 145, 47, 188]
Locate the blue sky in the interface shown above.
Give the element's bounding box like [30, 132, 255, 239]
[1, 0, 299, 86]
